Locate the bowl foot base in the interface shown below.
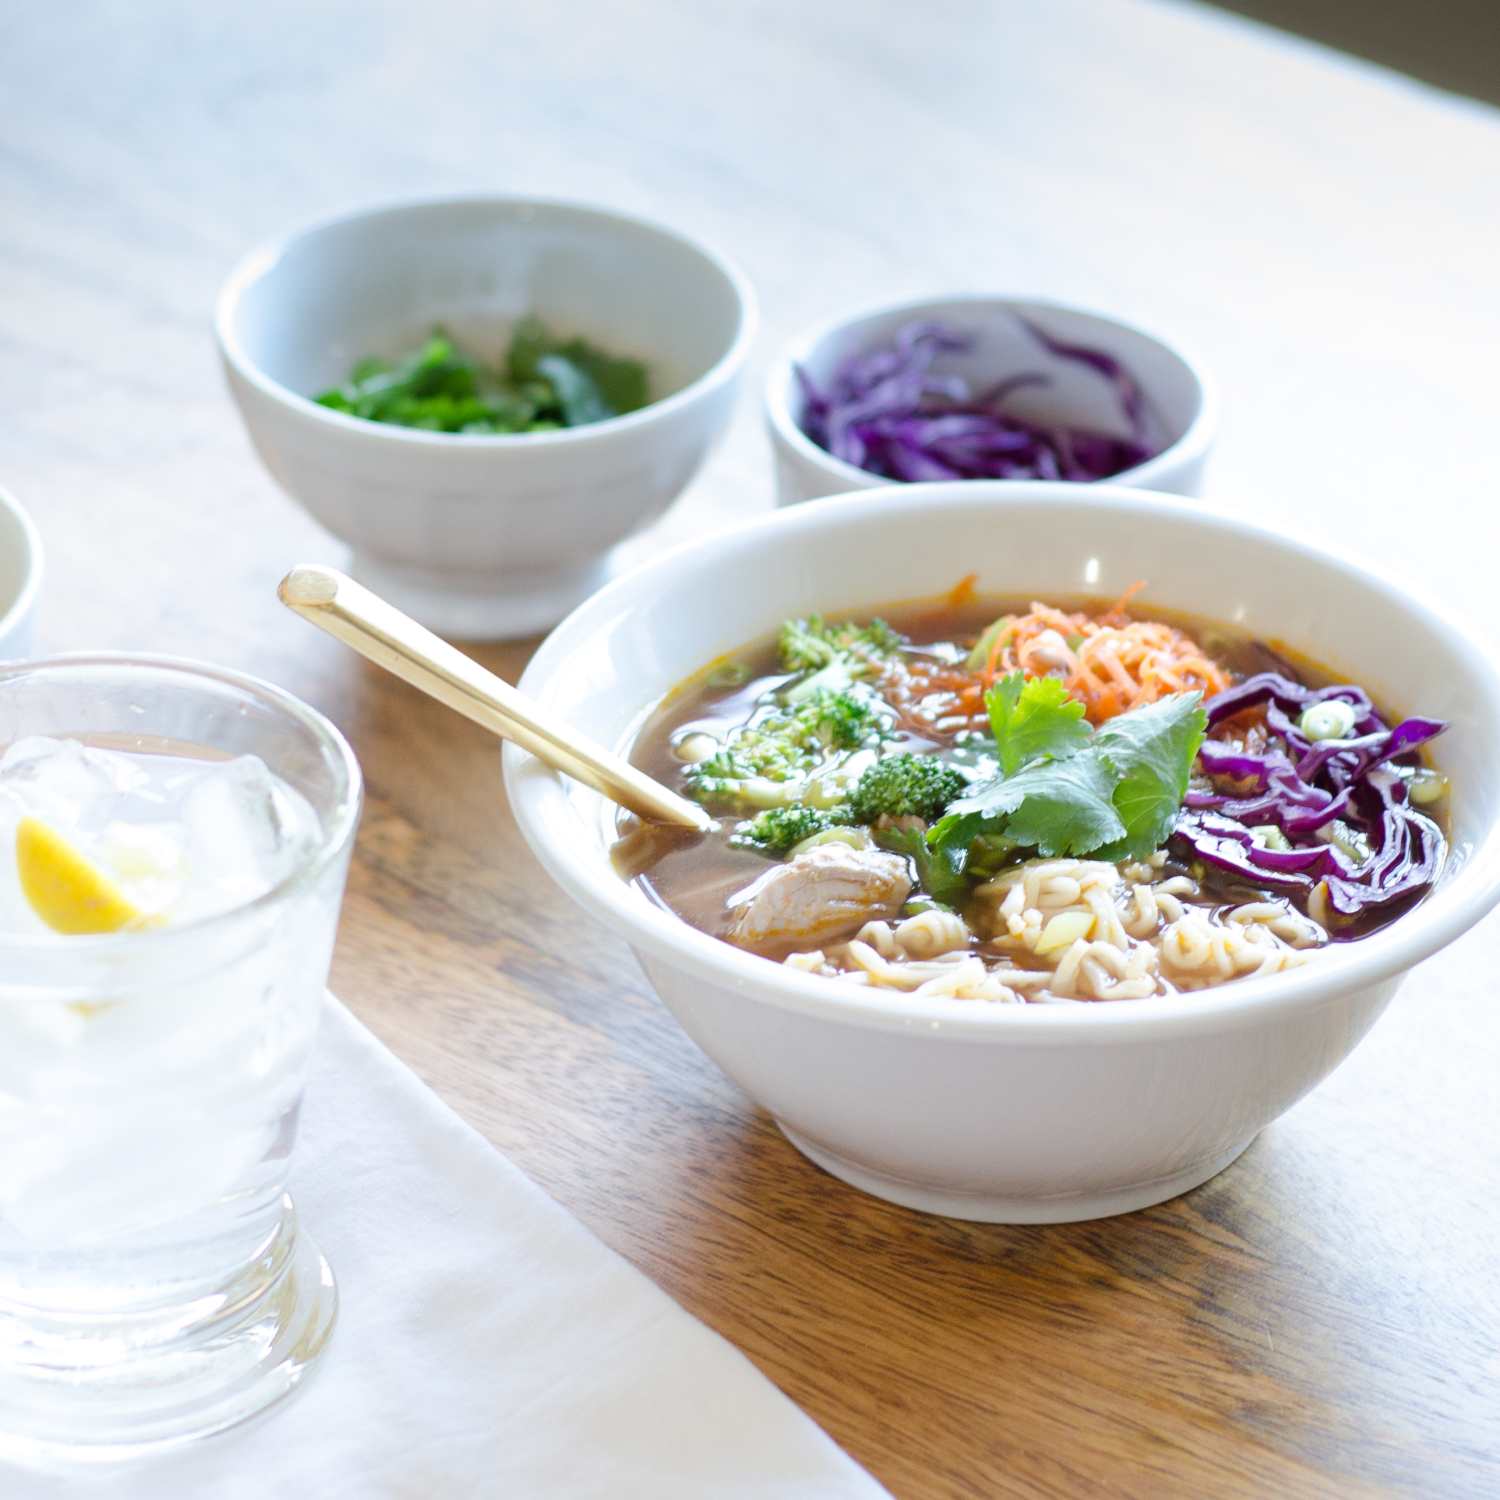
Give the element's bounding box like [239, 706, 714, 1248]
[349, 551, 619, 639]
[775, 1124, 1257, 1224]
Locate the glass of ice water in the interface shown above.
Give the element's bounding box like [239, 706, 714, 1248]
[0, 655, 362, 1461]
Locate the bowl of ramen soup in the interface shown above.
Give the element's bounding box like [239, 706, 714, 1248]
[505, 483, 1500, 1222]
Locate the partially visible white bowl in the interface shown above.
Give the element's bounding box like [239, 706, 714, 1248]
[766, 296, 1215, 507]
[506, 482, 1500, 1223]
[0, 487, 43, 660]
[217, 197, 756, 638]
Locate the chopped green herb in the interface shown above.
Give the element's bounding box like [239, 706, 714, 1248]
[929, 681, 1206, 868]
[964, 618, 1014, 673]
[314, 319, 649, 434]
[872, 824, 972, 908]
[508, 316, 651, 416]
[537, 353, 610, 427]
[1091, 693, 1209, 859]
[984, 672, 1091, 779]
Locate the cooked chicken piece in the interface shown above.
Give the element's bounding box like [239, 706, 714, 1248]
[725, 843, 912, 949]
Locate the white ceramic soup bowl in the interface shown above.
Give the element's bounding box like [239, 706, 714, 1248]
[0, 486, 43, 661]
[766, 296, 1215, 507]
[505, 483, 1500, 1223]
[217, 196, 756, 639]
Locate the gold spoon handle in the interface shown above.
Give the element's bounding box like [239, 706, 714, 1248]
[278, 565, 713, 832]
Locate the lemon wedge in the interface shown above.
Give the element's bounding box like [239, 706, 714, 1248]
[15, 816, 145, 935]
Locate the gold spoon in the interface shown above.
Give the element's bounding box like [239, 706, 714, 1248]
[277, 564, 714, 831]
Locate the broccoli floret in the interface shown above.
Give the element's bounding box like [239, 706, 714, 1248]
[845, 753, 967, 825]
[729, 806, 843, 855]
[856, 617, 905, 657]
[778, 615, 905, 674]
[683, 687, 892, 805]
[779, 617, 838, 673]
[805, 687, 883, 750]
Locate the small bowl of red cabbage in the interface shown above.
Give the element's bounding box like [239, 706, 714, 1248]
[765, 296, 1215, 506]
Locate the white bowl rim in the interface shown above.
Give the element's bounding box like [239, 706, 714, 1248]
[0, 485, 44, 647]
[508, 480, 1500, 1045]
[214, 192, 759, 450]
[763, 293, 1217, 495]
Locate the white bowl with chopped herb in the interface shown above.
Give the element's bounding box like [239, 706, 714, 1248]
[217, 196, 756, 638]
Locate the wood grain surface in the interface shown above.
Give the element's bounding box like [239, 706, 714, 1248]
[3, 3, 1499, 1496]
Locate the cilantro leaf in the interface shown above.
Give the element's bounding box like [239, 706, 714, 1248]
[985, 672, 1092, 779]
[873, 825, 972, 907]
[537, 354, 611, 426]
[951, 753, 1125, 857]
[926, 809, 985, 862]
[937, 688, 1203, 864]
[554, 337, 650, 416]
[920, 687, 1206, 891]
[1092, 692, 1207, 859]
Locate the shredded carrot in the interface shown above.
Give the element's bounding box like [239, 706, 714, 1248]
[1099, 580, 1147, 625]
[981, 623, 1010, 692]
[946, 572, 978, 609]
[879, 589, 1233, 733]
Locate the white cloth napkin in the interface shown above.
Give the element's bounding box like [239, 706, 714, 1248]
[8, 997, 891, 1499]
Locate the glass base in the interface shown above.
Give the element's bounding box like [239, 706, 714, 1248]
[0, 1198, 337, 1465]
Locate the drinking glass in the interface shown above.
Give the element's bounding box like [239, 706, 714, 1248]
[0, 656, 362, 1461]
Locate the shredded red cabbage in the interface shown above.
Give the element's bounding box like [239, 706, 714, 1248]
[1174, 673, 1447, 932]
[797, 319, 1157, 483]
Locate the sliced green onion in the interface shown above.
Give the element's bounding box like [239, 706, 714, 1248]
[1408, 768, 1449, 805]
[1299, 700, 1358, 741]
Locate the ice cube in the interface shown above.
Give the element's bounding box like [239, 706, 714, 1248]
[95, 820, 191, 917]
[175, 755, 320, 921]
[0, 735, 143, 838]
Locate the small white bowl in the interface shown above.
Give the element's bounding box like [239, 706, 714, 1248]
[766, 296, 1215, 507]
[217, 197, 756, 638]
[506, 482, 1500, 1223]
[0, 486, 43, 660]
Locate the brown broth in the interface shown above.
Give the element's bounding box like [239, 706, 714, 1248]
[618, 595, 1439, 958]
